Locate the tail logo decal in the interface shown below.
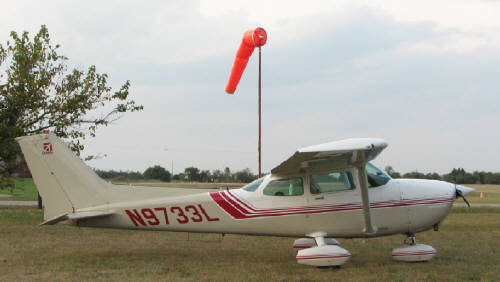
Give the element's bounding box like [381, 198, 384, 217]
[42, 142, 53, 154]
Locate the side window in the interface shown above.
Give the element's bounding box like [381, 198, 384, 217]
[242, 177, 265, 192]
[310, 172, 355, 194]
[263, 177, 303, 196]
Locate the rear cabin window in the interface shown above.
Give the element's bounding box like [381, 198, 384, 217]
[242, 177, 265, 192]
[263, 177, 303, 196]
[310, 172, 355, 194]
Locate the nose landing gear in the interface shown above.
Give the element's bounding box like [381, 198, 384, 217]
[392, 233, 436, 262]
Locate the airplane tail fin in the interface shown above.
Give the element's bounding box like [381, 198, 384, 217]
[16, 134, 109, 220]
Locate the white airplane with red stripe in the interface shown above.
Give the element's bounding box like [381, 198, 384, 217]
[17, 133, 474, 268]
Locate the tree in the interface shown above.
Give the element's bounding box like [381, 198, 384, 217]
[222, 167, 233, 182]
[234, 168, 257, 183]
[425, 172, 441, 180]
[384, 166, 401, 178]
[143, 165, 171, 182]
[199, 170, 211, 182]
[94, 169, 144, 181]
[184, 166, 200, 182]
[0, 25, 142, 188]
[211, 169, 223, 182]
[173, 173, 186, 181]
[402, 171, 426, 179]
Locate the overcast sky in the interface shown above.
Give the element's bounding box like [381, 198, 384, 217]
[2, 0, 500, 174]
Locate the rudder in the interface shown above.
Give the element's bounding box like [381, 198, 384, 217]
[17, 134, 109, 220]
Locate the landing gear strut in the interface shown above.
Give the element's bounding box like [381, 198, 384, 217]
[295, 232, 351, 267]
[404, 233, 417, 245]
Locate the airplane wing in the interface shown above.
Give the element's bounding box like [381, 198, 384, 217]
[271, 138, 388, 236]
[271, 138, 388, 175]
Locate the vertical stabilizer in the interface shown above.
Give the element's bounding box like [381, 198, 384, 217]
[16, 134, 108, 220]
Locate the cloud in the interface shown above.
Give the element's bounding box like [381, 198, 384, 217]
[2, 1, 499, 175]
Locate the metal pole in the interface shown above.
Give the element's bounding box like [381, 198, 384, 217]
[38, 192, 42, 209]
[258, 46, 262, 178]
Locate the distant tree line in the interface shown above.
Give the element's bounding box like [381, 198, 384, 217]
[94, 165, 258, 183]
[96, 164, 500, 185]
[385, 166, 500, 184]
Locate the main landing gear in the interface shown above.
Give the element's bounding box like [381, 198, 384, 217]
[294, 232, 351, 268]
[294, 232, 437, 268]
[392, 233, 436, 262]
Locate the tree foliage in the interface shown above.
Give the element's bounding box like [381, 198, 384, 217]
[173, 166, 257, 183]
[385, 166, 500, 184]
[234, 168, 257, 183]
[94, 169, 144, 181]
[384, 166, 401, 178]
[143, 165, 171, 182]
[96, 164, 500, 185]
[184, 166, 201, 182]
[0, 25, 143, 186]
[96, 165, 258, 184]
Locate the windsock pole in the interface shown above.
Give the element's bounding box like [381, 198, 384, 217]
[258, 46, 262, 177]
[225, 28, 267, 178]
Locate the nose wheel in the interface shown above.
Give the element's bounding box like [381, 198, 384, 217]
[392, 233, 436, 262]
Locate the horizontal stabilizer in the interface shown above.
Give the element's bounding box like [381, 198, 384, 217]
[40, 211, 115, 225]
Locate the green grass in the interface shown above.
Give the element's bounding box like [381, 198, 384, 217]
[0, 178, 38, 201]
[463, 184, 500, 204]
[0, 207, 499, 281]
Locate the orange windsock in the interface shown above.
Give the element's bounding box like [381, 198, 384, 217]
[225, 28, 267, 94]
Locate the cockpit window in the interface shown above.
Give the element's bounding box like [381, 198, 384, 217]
[366, 162, 391, 188]
[263, 177, 303, 196]
[310, 171, 355, 194]
[242, 177, 265, 192]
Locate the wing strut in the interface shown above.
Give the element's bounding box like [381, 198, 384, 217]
[355, 150, 377, 235]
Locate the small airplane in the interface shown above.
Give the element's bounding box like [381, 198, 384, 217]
[17, 133, 474, 268]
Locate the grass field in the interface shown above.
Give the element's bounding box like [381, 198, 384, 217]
[0, 178, 38, 201]
[463, 184, 500, 204]
[0, 207, 499, 281]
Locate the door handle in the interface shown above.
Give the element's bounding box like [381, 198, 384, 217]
[314, 196, 324, 200]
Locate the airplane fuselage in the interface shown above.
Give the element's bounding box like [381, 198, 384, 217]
[78, 176, 455, 239]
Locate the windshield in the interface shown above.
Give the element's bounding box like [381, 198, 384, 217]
[366, 163, 391, 188]
[242, 177, 265, 192]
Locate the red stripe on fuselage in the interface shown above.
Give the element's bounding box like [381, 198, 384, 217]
[210, 191, 248, 219]
[209, 191, 453, 220]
